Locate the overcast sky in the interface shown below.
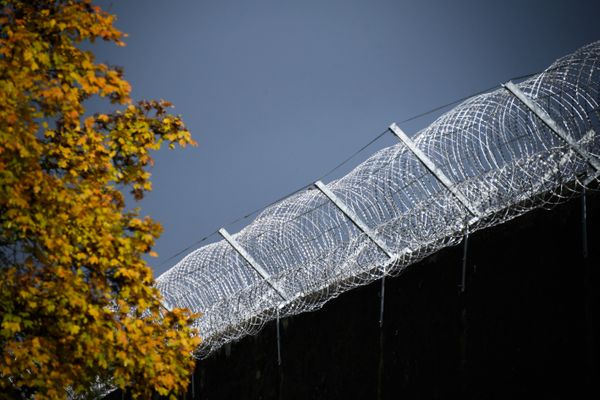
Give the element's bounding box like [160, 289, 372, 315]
[93, 0, 600, 276]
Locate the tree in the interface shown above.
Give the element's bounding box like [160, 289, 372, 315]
[0, 1, 201, 398]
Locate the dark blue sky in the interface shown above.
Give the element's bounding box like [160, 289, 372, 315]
[94, 0, 600, 276]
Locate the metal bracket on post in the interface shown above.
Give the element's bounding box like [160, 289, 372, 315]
[314, 180, 395, 259]
[537, 129, 598, 186]
[219, 228, 288, 301]
[389, 123, 481, 221]
[503, 81, 600, 173]
[314, 180, 393, 328]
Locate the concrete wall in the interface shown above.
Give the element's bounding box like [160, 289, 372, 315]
[191, 192, 599, 399]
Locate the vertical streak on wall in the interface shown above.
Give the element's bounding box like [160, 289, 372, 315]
[581, 189, 588, 259]
[581, 188, 597, 393]
[459, 233, 469, 390]
[379, 277, 386, 328]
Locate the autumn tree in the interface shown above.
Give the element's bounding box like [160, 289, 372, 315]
[0, 0, 201, 398]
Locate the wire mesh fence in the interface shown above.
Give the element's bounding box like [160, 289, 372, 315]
[156, 41, 600, 357]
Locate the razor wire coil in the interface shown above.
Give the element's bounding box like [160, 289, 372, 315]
[156, 41, 600, 357]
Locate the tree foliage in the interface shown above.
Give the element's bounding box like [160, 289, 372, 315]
[0, 0, 200, 398]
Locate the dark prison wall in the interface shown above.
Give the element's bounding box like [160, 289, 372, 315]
[190, 192, 600, 400]
[108, 192, 600, 400]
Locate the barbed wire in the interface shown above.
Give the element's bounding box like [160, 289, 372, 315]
[156, 41, 600, 356]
